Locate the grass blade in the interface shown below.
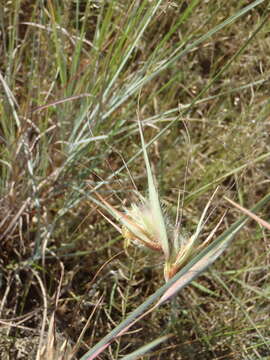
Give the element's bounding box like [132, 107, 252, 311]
[121, 335, 171, 360]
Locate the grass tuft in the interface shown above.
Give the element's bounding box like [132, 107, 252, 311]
[0, 1, 269, 359]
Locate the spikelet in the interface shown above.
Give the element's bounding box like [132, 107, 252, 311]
[94, 121, 221, 281]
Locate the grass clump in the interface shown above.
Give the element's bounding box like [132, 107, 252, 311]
[0, 0, 270, 359]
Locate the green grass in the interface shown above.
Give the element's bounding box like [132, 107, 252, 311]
[0, 1, 270, 359]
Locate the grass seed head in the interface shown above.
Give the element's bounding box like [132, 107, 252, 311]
[94, 123, 221, 281]
[122, 200, 165, 251]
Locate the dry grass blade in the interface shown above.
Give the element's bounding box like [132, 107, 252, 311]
[224, 196, 270, 230]
[32, 270, 47, 360]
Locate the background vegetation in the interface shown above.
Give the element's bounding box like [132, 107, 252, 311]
[0, 0, 269, 359]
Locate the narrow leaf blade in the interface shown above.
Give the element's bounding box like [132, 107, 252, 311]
[121, 335, 171, 360]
